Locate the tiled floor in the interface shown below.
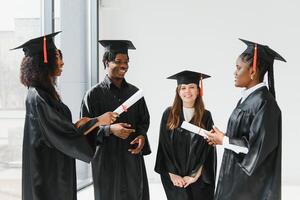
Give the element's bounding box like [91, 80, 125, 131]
[78, 182, 299, 200]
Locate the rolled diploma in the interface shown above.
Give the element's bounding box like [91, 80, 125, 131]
[181, 121, 248, 154]
[181, 121, 209, 138]
[113, 90, 144, 115]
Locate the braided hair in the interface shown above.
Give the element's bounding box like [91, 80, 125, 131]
[239, 52, 276, 98]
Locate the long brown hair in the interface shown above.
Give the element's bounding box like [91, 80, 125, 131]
[166, 85, 205, 130]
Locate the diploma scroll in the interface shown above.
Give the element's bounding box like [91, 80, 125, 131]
[181, 121, 209, 138]
[181, 121, 249, 154]
[113, 90, 144, 115]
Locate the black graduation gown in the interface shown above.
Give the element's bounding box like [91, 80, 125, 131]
[154, 107, 216, 200]
[214, 86, 282, 200]
[80, 75, 151, 200]
[22, 87, 95, 200]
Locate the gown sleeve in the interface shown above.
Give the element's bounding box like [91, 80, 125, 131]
[80, 90, 110, 148]
[233, 100, 281, 176]
[200, 110, 216, 184]
[135, 97, 151, 155]
[36, 94, 94, 163]
[188, 110, 215, 176]
[154, 108, 177, 175]
[203, 110, 214, 131]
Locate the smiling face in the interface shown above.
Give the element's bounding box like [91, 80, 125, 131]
[52, 49, 64, 77]
[178, 83, 199, 107]
[106, 53, 129, 79]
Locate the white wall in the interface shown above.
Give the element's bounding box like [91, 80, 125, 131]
[98, 0, 300, 185]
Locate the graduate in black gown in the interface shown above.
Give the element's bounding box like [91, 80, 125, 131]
[207, 39, 286, 200]
[80, 40, 151, 200]
[155, 70, 216, 200]
[14, 32, 117, 200]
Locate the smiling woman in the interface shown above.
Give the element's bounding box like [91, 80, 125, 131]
[155, 70, 216, 200]
[14, 31, 117, 200]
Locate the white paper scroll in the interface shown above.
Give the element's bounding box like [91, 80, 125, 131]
[181, 121, 209, 138]
[113, 90, 144, 115]
[181, 121, 249, 154]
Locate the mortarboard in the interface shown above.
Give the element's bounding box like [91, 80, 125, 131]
[239, 38, 286, 72]
[239, 38, 286, 99]
[167, 70, 211, 96]
[99, 40, 136, 53]
[11, 31, 61, 64]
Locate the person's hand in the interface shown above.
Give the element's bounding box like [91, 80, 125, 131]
[182, 176, 198, 188]
[169, 173, 186, 188]
[110, 123, 135, 139]
[128, 135, 145, 154]
[206, 126, 225, 146]
[183, 166, 202, 188]
[75, 117, 91, 128]
[97, 112, 119, 126]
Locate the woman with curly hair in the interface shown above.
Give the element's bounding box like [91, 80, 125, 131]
[13, 32, 118, 200]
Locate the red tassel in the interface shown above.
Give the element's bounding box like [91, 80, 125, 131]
[199, 76, 203, 97]
[253, 44, 257, 72]
[43, 37, 48, 63]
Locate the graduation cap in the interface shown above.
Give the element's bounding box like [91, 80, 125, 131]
[239, 38, 286, 72]
[11, 31, 61, 63]
[239, 38, 286, 98]
[167, 70, 211, 96]
[99, 40, 136, 53]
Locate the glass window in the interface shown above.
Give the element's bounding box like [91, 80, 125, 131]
[0, 0, 41, 199]
[54, 0, 93, 190]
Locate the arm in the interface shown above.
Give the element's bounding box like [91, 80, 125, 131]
[207, 101, 281, 175]
[183, 166, 203, 188]
[76, 112, 118, 135]
[154, 108, 177, 174]
[239, 101, 281, 175]
[207, 127, 249, 154]
[81, 89, 135, 145]
[206, 107, 248, 153]
[36, 95, 93, 163]
[80, 90, 112, 146]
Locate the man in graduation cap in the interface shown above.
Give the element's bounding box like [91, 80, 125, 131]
[207, 39, 286, 200]
[81, 40, 151, 200]
[13, 32, 117, 200]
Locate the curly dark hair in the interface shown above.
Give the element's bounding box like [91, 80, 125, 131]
[102, 50, 129, 69]
[20, 49, 62, 101]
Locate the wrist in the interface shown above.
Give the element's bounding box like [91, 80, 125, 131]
[102, 125, 111, 137]
[222, 136, 229, 145]
[108, 125, 111, 135]
[97, 117, 102, 125]
[138, 135, 144, 139]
